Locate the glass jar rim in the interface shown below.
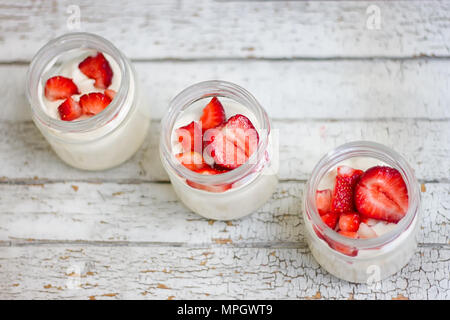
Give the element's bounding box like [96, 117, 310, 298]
[160, 80, 271, 185]
[26, 32, 130, 133]
[304, 141, 420, 250]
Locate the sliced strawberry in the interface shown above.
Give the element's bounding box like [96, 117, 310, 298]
[321, 211, 339, 230]
[224, 114, 259, 157]
[199, 97, 226, 131]
[175, 121, 202, 153]
[337, 166, 364, 185]
[338, 230, 358, 239]
[331, 166, 363, 213]
[57, 97, 82, 121]
[79, 92, 112, 116]
[338, 212, 361, 232]
[205, 114, 259, 170]
[186, 167, 232, 193]
[329, 231, 359, 256]
[104, 89, 116, 100]
[316, 189, 332, 215]
[175, 151, 206, 171]
[44, 76, 79, 101]
[78, 52, 113, 89]
[331, 176, 354, 213]
[355, 166, 408, 223]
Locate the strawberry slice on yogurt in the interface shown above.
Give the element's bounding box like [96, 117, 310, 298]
[355, 166, 408, 223]
[206, 114, 259, 170]
[57, 97, 82, 121]
[44, 76, 79, 101]
[79, 52, 113, 89]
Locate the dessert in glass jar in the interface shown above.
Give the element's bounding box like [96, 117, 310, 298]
[160, 80, 278, 220]
[26, 33, 150, 170]
[303, 141, 421, 283]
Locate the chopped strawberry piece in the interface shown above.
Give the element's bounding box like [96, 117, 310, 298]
[337, 166, 364, 185]
[331, 176, 355, 213]
[205, 114, 259, 170]
[316, 189, 332, 215]
[321, 211, 339, 230]
[355, 166, 408, 223]
[104, 89, 116, 100]
[338, 230, 358, 239]
[186, 166, 232, 193]
[224, 114, 259, 157]
[338, 212, 361, 232]
[175, 151, 206, 171]
[200, 97, 226, 131]
[78, 52, 113, 89]
[44, 76, 79, 101]
[175, 121, 202, 153]
[57, 97, 82, 121]
[329, 231, 359, 256]
[331, 166, 363, 213]
[79, 92, 112, 116]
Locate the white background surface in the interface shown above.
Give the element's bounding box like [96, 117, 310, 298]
[0, 0, 449, 299]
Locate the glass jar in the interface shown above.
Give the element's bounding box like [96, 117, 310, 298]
[160, 80, 278, 220]
[303, 141, 421, 283]
[26, 33, 150, 171]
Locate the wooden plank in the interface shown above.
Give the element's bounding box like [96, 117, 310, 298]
[0, 245, 448, 299]
[0, 181, 447, 245]
[0, 119, 448, 182]
[1, 1, 449, 61]
[2, 59, 450, 122]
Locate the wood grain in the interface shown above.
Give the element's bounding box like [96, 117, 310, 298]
[0, 181, 448, 245]
[0, 245, 448, 299]
[3, 59, 450, 122]
[1, 1, 449, 61]
[0, 119, 448, 182]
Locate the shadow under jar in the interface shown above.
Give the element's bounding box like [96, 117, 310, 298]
[303, 141, 421, 283]
[160, 80, 278, 220]
[26, 33, 150, 171]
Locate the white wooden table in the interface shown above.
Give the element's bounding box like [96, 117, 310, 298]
[0, 0, 449, 300]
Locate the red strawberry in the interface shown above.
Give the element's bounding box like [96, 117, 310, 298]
[337, 166, 364, 184]
[79, 52, 113, 89]
[200, 97, 226, 131]
[79, 92, 112, 116]
[355, 166, 408, 223]
[104, 89, 116, 100]
[44, 76, 79, 101]
[338, 230, 358, 239]
[224, 114, 259, 157]
[338, 212, 361, 232]
[186, 167, 232, 193]
[329, 231, 359, 256]
[175, 121, 202, 153]
[57, 97, 82, 121]
[175, 151, 206, 171]
[331, 166, 363, 213]
[205, 114, 259, 170]
[316, 189, 332, 215]
[321, 212, 339, 230]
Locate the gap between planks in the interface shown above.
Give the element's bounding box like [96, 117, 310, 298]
[0, 239, 447, 249]
[3, 55, 450, 66]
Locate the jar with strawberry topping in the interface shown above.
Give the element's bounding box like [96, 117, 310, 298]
[160, 80, 278, 220]
[303, 141, 421, 283]
[26, 33, 150, 170]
